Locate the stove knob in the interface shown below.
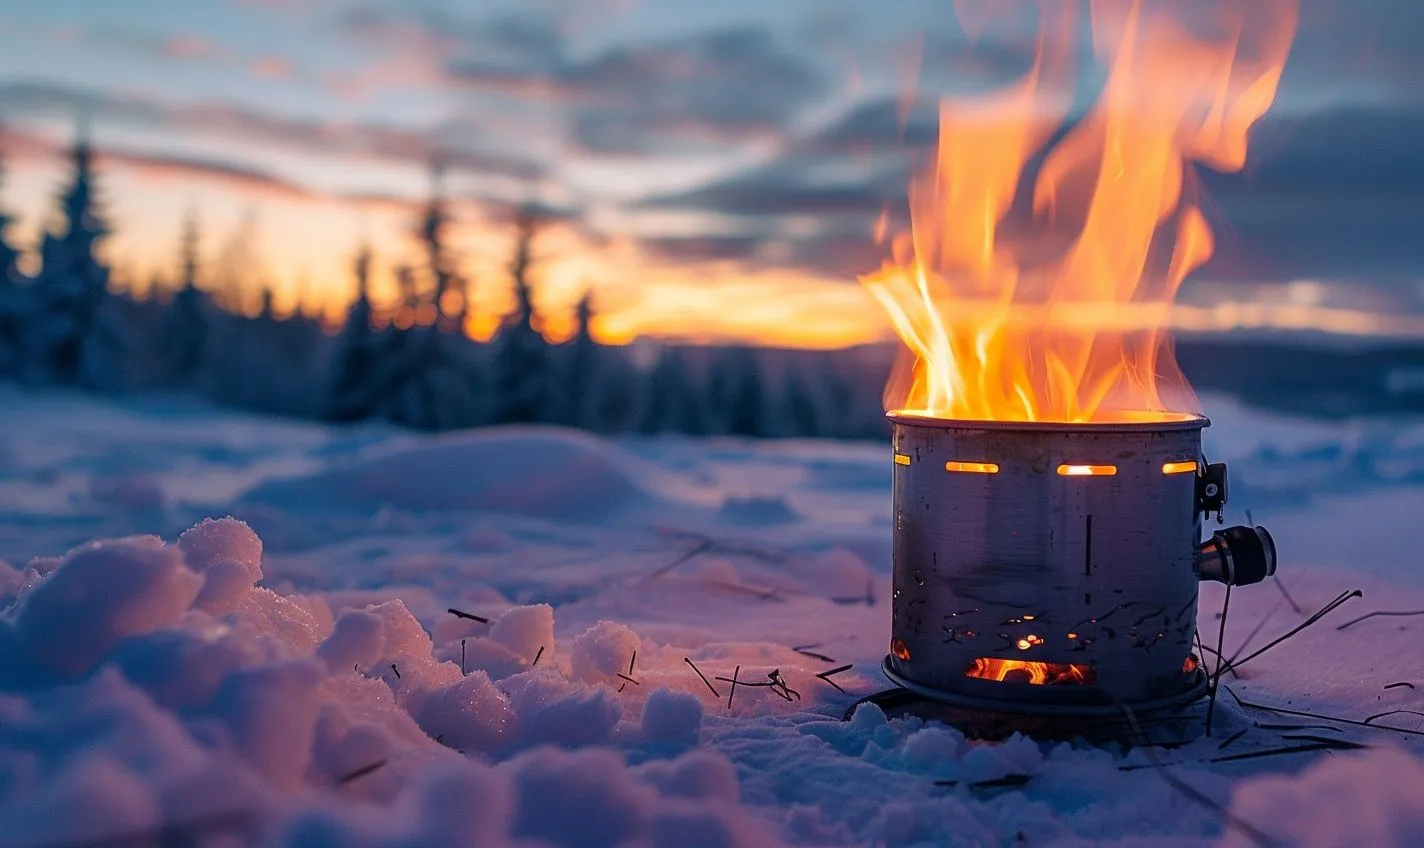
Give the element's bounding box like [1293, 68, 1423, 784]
[1196, 525, 1277, 586]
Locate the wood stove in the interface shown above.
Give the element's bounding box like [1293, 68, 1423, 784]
[883, 413, 1275, 716]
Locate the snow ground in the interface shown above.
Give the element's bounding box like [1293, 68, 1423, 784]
[0, 384, 1422, 847]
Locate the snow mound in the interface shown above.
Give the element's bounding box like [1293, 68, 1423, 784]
[1223, 749, 1424, 848]
[0, 519, 779, 848]
[572, 620, 641, 684]
[242, 427, 691, 519]
[717, 494, 801, 525]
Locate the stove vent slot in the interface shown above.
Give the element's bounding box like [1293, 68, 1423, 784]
[1056, 463, 1118, 477]
[945, 461, 999, 474]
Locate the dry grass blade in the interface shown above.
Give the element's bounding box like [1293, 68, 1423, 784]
[1226, 687, 1424, 739]
[792, 644, 837, 663]
[1334, 609, 1424, 632]
[446, 607, 489, 623]
[1115, 699, 1279, 848]
[338, 759, 388, 785]
[1363, 709, 1424, 726]
[1219, 589, 1362, 677]
[684, 657, 720, 697]
[1206, 583, 1234, 736]
[638, 539, 716, 583]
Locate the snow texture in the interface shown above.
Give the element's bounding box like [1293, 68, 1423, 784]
[0, 387, 1422, 846]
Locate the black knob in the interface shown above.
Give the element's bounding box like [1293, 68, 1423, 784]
[1197, 525, 1277, 586]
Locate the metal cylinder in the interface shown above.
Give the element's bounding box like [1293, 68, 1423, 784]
[885, 413, 1209, 715]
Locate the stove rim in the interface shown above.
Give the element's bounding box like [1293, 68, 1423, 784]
[881, 657, 1210, 717]
[887, 412, 1210, 434]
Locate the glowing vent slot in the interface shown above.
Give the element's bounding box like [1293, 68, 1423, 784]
[965, 658, 1097, 686]
[945, 461, 999, 474]
[893, 453, 911, 466]
[1057, 464, 1117, 477]
[1162, 460, 1198, 475]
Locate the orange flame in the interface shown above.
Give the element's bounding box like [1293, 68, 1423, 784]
[966, 657, 1097, 685]
[862, 0, 1298, 423]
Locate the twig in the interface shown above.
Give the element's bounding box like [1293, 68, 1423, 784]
[1276, 735, 1369, 749]
[1219, 590, 1362, 676]
[1210, 742, 1362, 764]
[447, 607, 489, 623]
[1206, 583, 1233, 736]
[815, 664, 854, 694]
[1363, 709, 1424, 726]
[390, 663, 400, 679]
[639, 539, 715, 583]
[616, 673, 640, 686]
[629, 650, 637, 674]
[1226, 687, 1424, 739]
[792, 644, 836, 663]
[767, 669, 800, 701]
[531, 646, 544, 668]
[1334, 609, 1424, 632]
[338, 759, 388, 785]
[1217, 728, 1249, 750]
[1255, 723, 1343, 734]
[460, 639, 466, 675]
[1272, 577, 1303, 615]
[1193, 644, 1239, 679]
[727, 665, 740, 709]
[1116, 699, 1279, 848]
[1225, 602, 1280, 671]
[684, 657, 720, 697]
[935, 774, 1031, 790]
[1384, 682, 1416, 691]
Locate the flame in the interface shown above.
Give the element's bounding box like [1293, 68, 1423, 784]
[967, 657, 1097, 685]
[862, 0, 1298, 423]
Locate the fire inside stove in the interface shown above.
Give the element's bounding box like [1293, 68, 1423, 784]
[967, 659, 1098, 687]
[862, 1, 1299, 715]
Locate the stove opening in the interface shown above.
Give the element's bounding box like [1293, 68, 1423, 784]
[945, 460, 999, 474]
[965, 658, 1097, 686]
[1056, 464, 1118, 477]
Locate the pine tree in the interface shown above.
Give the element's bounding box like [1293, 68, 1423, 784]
[491, 212, 552, 425]
[25, 129, 124, 389]
[554, 290, 599, 428]
[0, 148, 28, 376]
[324, 245, 386, 421]
[421, 163, 469, 335]
[159, 212, 211, 385]
[706, 346, 768, 436]
[640, 346, 705, 435]
[780, 363, 823, 438]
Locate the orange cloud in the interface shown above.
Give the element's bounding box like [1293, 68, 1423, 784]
[249, 56, 294, 80]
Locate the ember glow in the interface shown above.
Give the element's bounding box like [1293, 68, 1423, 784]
[862, 0, 1300, 423]
[966, 657, 1097, 686]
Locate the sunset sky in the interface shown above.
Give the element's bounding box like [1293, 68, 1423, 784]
[0, 0, 1422, 346]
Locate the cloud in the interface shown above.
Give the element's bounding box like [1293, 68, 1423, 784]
[58, 24, 233, 64]
[639, 80, 1424, 290]
[249, 57, 294, 80]
[450, 26, 826, 155]
[0, 81, 547, 183]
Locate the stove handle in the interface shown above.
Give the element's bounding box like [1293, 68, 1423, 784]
[1197, 525, 1277, 586]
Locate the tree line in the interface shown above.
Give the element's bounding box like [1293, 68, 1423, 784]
[0, 135, 886, 439]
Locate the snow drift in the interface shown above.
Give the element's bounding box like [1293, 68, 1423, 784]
[243, 426, 711, 520]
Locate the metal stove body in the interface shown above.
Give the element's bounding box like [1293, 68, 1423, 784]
[884, 413, 1274, 716]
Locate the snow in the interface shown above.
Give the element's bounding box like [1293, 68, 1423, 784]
[0, 385, 1422, 846]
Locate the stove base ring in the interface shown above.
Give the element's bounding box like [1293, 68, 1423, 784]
[881, 656, 1209, 718]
